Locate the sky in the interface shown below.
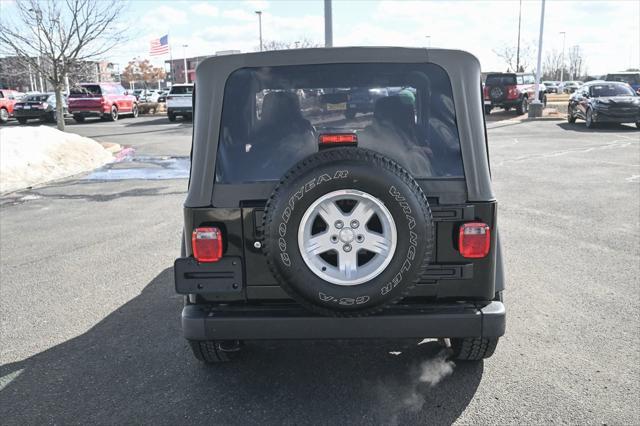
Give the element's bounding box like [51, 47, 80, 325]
[2, 0, 639, 75]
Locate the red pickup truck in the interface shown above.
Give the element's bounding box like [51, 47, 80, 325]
[0, 89, 22, 124]
[68, 83, 138, 122]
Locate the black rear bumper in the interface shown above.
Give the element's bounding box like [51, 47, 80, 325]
[182, 300, 506, 341]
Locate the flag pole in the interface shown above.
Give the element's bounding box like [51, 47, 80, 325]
[168, 32, 173, 85]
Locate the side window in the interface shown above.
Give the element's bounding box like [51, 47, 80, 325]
[523, 75, 533, 84]
[516, 76, 524, 85]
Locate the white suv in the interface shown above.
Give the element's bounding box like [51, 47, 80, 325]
[166, 84, 193, 121]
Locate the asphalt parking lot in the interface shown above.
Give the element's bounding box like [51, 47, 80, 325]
[1, 116, 639, 424]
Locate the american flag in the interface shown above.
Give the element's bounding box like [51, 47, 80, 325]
[150, 35, 169, 56]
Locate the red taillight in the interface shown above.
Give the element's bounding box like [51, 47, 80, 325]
[319, 133, 358, 145]
[192, 227, 223, 262]
[483, 86, 489, 99]
[506, 85, 519, 99]
[458, 222, 491, 258]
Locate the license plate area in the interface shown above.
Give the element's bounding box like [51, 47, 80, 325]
[174, 256, 244, 300]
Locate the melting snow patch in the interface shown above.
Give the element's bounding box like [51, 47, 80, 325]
[0, 126, 112, 194]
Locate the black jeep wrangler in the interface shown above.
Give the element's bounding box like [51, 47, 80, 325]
[175, 47, 506, 363]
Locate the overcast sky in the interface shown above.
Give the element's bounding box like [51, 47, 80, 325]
[3, 0, 640, 75]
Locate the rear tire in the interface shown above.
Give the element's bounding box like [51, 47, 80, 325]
[168, 112, 176, 122]
[107, 105, 118, 121]
[450, 337, 499, 361]
[188, 340, 243, 363]
[484, 105, 492, 115]
[0, 108, 9, 124]
[635, 122, 639, 129]
[17, 117, 28, 125]
[515, 97, 528, 115]
[73, 114, 85, 123]
[132, 103, 139, 118]
[345, 109, 356, 119]
[567, 106, 576, 123]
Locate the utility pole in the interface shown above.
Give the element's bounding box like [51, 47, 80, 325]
[324, 0, 333, 47]
[529, 0, 546, 118]
[425, 35, 431, 48]
[559, 31, 566, 85]
[255, 11, 263, 51]
[516, 0, 522, 72]
[182, 44, 188, 83]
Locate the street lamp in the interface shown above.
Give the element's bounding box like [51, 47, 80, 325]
[559, 31, 566, 86]
[28, 7, 44, 92]
[255, 11, 263, 51]
[182, 44, 188, 83]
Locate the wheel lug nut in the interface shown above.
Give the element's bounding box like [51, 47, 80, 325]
[350, 220, 359, 228]
[335, 220, 344, 229]
[330, 235, 338, 243]
[356, 235, 364, 242]
[343, 244, 352, 252]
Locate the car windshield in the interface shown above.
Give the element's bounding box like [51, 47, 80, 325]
[590, 84, 635, 97]
[23, 94, 50, 102]
[606, 73, 640, 85]
[486, 75, 516, 86]
[170, 86, 193, 95]
[70, 85, 101, 96]
[216, 62, 464, 184]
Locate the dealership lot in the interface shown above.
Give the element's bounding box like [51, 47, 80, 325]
[1, 119, 639, 424]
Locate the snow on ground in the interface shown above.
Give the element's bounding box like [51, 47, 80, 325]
[0, 126, 113, 194]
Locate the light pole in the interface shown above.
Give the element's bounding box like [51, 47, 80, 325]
[324, 0, 333, 47]
[255, 11, 263, 51]
[516, 0, 522, 71]
[28, 8, 44, 92]
[425, 35, 431, 48]
[182, 44, 188, 83]
[529, 0, 546, 118]
[559, 31, 566, 85]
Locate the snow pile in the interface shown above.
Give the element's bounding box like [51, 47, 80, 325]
[0, 126, 113, 193]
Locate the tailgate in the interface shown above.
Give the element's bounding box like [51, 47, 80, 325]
[168, 95, 192, 107]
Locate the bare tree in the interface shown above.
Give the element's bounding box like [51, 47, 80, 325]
[567, 45, 585, 81]
[261, 38, 320, 51]
[542, 48, 564, 80]
[0, 0, 128, 130]
[493, 42, 534, 72]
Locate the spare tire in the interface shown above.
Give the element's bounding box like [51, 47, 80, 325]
[262, 148, 434, 317]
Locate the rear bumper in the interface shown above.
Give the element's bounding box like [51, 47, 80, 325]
[167, 106, 192, 114]
[485, 98, 521, 108]
[182, 300, 506, 341]
[70, 109, 105, 117]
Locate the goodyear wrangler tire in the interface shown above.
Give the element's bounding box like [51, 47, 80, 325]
[263, 148, 434, 317]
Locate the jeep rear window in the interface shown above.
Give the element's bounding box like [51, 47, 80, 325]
[70, 85, 101, 96]
[485, 75, 517, 86]
[216, 63, 464, 183]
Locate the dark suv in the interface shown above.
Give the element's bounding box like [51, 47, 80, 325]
[175, 48, 506, 363]
[484, 72, 547, 115]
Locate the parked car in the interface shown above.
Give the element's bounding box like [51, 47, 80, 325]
[344, 87, 389, 119]
[176, 47, 505, 364]
[132, 89, 144, 100]
[157, 91, 167, 103]
[568, 81, 640, 129]
[68, 83, 138, 122]
[542, 81, 559, 93]
[13, 93, 67, 124]
[0, 89, 21, 124]
[605, 72, 640, 93]
[166, 84, 193, 121]
[138, 89, 161, 103]
[561, 81, 581, 94]
[483, 72, 547, 114]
